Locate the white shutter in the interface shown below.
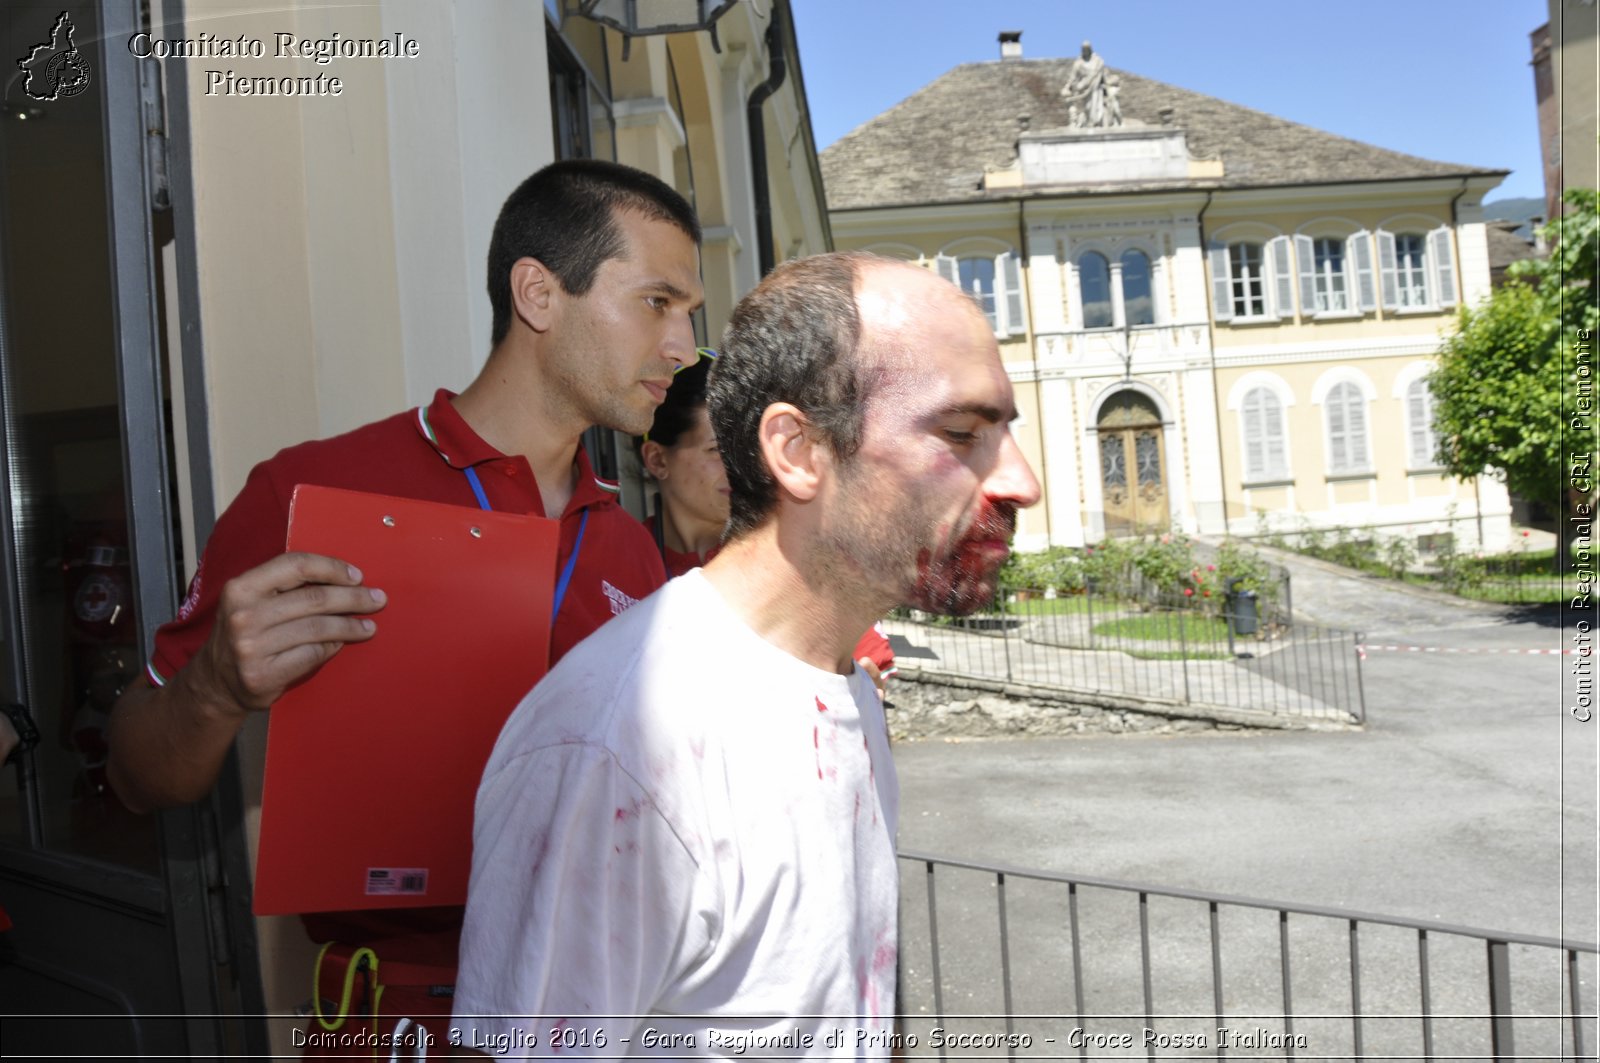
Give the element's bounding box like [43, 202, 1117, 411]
[1347, 391, 1369, 469]
[1377, 230, 1398, 310]
[934, 254, 958, 285]
[1002, 252, 1025, 334]
[1351, 230, 1376, 312]
[1407, 380, 1430, 467]
[1428, 226, 1458, 308]
[1265, 408, 1287, 478]
[1268, 235, 1293, 319]
[1243, 388, 1287, 479]
[1242, 390, 1266, 479]
[1209, 242, 1232, 322]
[1295, 234, 1316, 316]
[1326, 387, 1349, 471]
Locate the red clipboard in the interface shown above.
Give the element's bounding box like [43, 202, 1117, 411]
[253, 485, 557, 915]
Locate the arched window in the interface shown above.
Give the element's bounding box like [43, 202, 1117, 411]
[1310, 237, 1347, 312]
[1324, 381, 1371, 473]
[1120, 249, 1153, 326]
[1295, 231, 1377, 317]
[1079, 252, 1113, 329]
[1407, 378, 1440, 468]
[1228, 243, 1266, 318]
[1394, 234, 1428, 307]
[1375, 227, 1458, 311]
[1074, 248, 1157, 330]
[1209, 236, 1292, 322]
[1241, 387, 1288, 481]
[935, 250, 1026, 335]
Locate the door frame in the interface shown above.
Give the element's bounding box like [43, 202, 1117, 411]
[1083, 382, 1181, 539]
[0, 0, 264, 1053]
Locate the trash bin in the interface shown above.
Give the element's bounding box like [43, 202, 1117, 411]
[1225, 582, 1259, 636]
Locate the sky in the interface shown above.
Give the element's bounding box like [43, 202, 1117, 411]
[791, 0, 1550, 204]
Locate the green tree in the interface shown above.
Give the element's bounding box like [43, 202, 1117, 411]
[1430, 188, 1598, 568]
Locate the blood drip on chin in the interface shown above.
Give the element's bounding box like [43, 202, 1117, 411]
[907, 502, 1017, 616]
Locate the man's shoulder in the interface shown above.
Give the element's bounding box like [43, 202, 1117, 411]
[529, 577, 715, 716]
[253, 409, 423, 488]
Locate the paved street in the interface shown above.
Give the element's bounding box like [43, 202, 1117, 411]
[887, 546, 1597, 1058]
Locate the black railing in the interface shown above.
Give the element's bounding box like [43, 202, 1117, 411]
[887, 586, 1364, 724]
[897, 850, 1597, 1061]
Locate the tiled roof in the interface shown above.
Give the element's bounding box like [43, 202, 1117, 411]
[822, 59, 1504, 210]
[1486, 220, 1540, 273]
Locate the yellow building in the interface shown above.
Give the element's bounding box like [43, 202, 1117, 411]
[0, 0, 827, 1053]
[823, 37, 1513, 553]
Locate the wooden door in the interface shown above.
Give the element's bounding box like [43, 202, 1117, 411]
[1097, 391, 1169, 535]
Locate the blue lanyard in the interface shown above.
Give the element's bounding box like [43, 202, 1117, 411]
[465, 466, 588, 623]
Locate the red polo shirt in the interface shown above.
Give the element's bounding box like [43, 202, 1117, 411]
[146, 390, 665, 950]
[149, 390, 665, 687]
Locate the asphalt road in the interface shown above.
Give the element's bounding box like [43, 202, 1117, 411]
[886, 549, 1597, 1059]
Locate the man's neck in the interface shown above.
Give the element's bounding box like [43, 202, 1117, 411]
[453, 348, 586, 518]
[701, 525, 880, 675]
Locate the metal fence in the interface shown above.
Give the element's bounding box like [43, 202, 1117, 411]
[1256, 516, 1569, 606]
[896, 850, 1598, 1061]
[886, 587, 1365, 724]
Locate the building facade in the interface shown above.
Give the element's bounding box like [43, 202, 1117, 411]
[823, 40, 1513, 554]
[1532, 0, 1599, 221]
[0, 0, 827, 1054]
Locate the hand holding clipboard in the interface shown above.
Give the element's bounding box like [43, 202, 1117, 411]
[254, 486, 558, 915]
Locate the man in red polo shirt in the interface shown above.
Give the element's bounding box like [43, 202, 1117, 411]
[104, 160, 703, 1045]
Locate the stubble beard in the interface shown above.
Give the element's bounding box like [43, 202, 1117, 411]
[830, 492, 1018, 618]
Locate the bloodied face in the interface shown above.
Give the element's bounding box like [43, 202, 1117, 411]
[816, 265, 1041, 616]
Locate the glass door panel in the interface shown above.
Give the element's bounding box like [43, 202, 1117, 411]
[1, 0, 158, 872]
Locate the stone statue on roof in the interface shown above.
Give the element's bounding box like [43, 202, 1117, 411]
[1061, 41, 1123, 129]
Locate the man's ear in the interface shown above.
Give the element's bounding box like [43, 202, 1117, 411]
[509, 257, 558, 334]
[640, 440, 669, 480]
[758, 403, 825, 503]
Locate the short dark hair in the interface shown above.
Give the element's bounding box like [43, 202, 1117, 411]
[487, 160, 701, 345]
[708, 252, 880, 539]
[638, 355, 714, 451]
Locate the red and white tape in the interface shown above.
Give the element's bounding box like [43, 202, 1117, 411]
[1357, 643, 1577, 660]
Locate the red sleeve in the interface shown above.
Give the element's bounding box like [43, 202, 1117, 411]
[146, 460, 292, 686]
[853, 623, 896, 676]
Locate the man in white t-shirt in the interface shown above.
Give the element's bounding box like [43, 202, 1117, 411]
[452, 252, 1041, 1057]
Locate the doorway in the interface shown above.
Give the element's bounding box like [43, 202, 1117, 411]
[0, 1, 261, 1054]
[1096, 389, 1170, 536]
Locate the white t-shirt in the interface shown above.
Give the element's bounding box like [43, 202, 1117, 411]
[453, 570, 900, 1058]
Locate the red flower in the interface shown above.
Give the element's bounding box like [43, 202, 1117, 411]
[1207, 564, 1216, 572]
[1183, 587, 1194, 597]
[1522, 530, 1530, 537]
[1202, 590, 1211, 598]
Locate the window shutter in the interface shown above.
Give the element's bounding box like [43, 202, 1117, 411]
[1377, 231, 1398, 310]
[1350, 231, 1376, 312]
[1294, 234, 1316, 316]
[1268, 235, 1293, 319]
[1002, 252, 1025, 334]
[1242, 391, 1266, 479]
[1326, 387, 1349, 471]
[1209, 242, 1232, 322]
[1348, 390, 1369, 469]
[1429, 226, 1457, 308]
[934, 254, 958, 285]
[1265, 410, 1287, 478]
[1407, 380, 1430, 467]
